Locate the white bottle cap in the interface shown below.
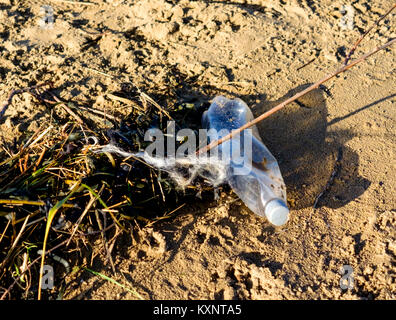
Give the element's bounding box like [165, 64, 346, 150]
[265, 199, 289, 226]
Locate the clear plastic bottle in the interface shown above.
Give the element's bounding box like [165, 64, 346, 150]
[202, 96, 289, 226]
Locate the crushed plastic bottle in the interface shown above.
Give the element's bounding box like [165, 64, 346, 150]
[202, 96, 289, 226]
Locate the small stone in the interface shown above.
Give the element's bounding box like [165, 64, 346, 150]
[150, 23, 172, 40]
[380, 25, 389, 33]
[4, 118, 12, 129]
[168, 21, 179, 34]
[324, 53, 338, 63]
[223, 286, 234, 300]
[387, 241, 396, 256]
[363, 266, 373, 275]
[224, 24, 233, 33]
[171, 5, 184, 21]
[353, 3, 368, 13]
[207, 20, 219, 32]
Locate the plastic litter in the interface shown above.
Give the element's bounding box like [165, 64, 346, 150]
[98, 145, 228, 189]
[97, 95, 290, 226]
[202, 96, 289, 226]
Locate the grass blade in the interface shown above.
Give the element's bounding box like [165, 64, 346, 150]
[84, 267, 144, 300]
[37, 181, 82, 300]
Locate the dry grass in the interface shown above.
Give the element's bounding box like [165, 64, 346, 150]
[1, 3, 394, 300]
[0, 81, 208, 300]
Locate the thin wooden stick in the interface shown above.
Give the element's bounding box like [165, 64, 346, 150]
[0, 239, 68, 300]
[76, 104, 120, 122]
[47, 92, 84, 124]
[140, 91, 174, 120]
[343, 3, 396, 66]
[66, 193, 97, 246]
[0, 220, 11, 246]
[0, 199, 74, 208]
[0, 215, 30, 271]
[0, 82, 51, 120]
[197, 38, 396, 155]
[51, 0, 97, 6]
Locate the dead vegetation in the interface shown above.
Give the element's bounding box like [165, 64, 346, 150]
[0, 0, 395, 300]
[0, 78, 218, 299]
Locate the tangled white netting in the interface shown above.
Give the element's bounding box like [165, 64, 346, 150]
[97, 144, 228, 189]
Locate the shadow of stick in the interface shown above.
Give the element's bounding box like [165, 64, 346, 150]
[254, 84, 373, 210]
[328, 93, 396, 126]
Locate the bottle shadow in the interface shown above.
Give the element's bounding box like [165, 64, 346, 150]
[250, 84, 371, 210]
